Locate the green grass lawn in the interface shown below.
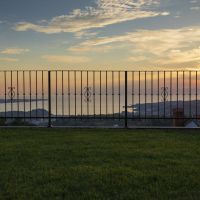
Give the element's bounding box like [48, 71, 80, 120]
[0, 128, 200, 200]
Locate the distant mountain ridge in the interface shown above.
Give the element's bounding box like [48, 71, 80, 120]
[129, 100, 200, 117]
[0, 100, 199, 118]
[0, 109, 49, 118]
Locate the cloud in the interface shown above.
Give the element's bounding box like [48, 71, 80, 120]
[129, 55, 148, 62]
[68, 42, 129, 53]
[42, 55, 90, 63]
[80, 26, 200, 50]
[190, 6, 200, 10]
[14, 0, 169, 34]
[190, 0, 198, 3]
[68, 45, 114, 53]
[0, 57, 18, 62]
[155, 48, 200, 64]
[75, 25, 200, 64]
[74, 31, 99, 39]
[0, 48, 30, 55]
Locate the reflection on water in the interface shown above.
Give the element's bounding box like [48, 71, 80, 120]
[0, 95, 199, 117]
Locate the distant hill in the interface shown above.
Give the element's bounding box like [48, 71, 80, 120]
[0, 100, 199, 119]
[129, 100, 200, 117]
[0, 109, 49, 118]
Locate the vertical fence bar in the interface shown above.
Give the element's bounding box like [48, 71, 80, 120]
[112, 71, 114, 119]
[55, 71, 58, 118]
[4, 72, 6, 119]
[11, 71, 13, 118]
[93, 71, 96, 119]
[17, 71, 19, 117]
[157, 71, 159, 118]
[23, 71, 25, 121]
[118, 71, 121, 120]
[183, 71, 185, 117]
[145, 71, 147, 119]
[81, 71, 83, 120]
[48, 71, 52, 127]
[87, 71, 89, 118]
[42, 71, 44, 119]
[29, 71, 32, 119]
[151, 72, 153, 118]
[74, 71, 77, 120]
[170, 71, 172, 117]
[196, 71, 198, 119]
[100, 71, 102, 119]
[61, 70, 64, 118]
[36, 71, 38, 118]
[177, 71, 179, 113]
[163, 71, 165, 118]
[132, 71, 134, 119]
[68, 71, 71, 118]
[106, 71, 108, 118]
[189, 71, 192, 118]
[139, 71, 141, 118]
[125, 71, 128, 128]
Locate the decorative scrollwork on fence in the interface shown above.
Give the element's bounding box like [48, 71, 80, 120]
[161, 87, 168, 102]
[84, 87, 92, 102]
[8, 87, 15, 99]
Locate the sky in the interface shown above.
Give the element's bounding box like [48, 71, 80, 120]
[0, 0, 200, 70]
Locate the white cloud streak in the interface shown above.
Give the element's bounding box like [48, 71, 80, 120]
[190, 0, 198, 3]
[155, 48, 200, 64]
[0, 48, 30, 55]
[14, 0, 169, 34]
[68, 45, 114, 53]
[42, 55, 90, 63]
[0, 57, 19, 62]
[73, 26, 200, 64]
[190, 6, 200, 10]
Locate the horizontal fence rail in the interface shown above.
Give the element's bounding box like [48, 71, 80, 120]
[0, 70, 200, 127]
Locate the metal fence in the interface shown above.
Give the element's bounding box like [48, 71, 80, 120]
[0, 70, 200, 127]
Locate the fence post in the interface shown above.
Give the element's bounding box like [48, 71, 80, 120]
[48, 71, 52, 127]
[125, 71, 128, 128]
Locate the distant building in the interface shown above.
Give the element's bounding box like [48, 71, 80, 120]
[172, 108, 184, 127]
[185, 120, 200, 128]
[25, 118, 49, 126]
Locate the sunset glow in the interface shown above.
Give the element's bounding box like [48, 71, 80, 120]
[0, 0, 200, 70]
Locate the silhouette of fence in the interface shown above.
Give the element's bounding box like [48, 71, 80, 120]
[0, 70, 200, 127]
